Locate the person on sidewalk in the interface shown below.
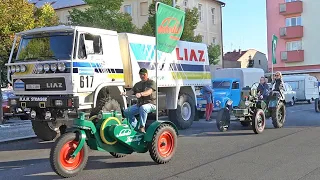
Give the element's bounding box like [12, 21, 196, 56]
[202, 85, 214, 121]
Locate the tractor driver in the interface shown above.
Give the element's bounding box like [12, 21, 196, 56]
[257, 77, 269, 99]
[120, 68, 156, 133]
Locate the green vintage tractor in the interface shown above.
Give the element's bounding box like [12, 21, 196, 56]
[216, 82, 286, 134]
[50, 101, 178, 178]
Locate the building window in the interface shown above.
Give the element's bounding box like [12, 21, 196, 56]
[140, 2, 148, 16]
[183, 0, 188, 11]
[286, 40, 302, 51]
[286, 16, 302, 26]
[285, 0, 301, 2]
[212, 37, 216, 45]
[198, 4, 203, 22]
[259, 60, 261, 65]
[211, 8, 215, 24]
[124, 5, 132, 16]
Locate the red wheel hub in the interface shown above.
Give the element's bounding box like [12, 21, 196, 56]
[157, 131, 174, 157]
[59, 140, 84, 170]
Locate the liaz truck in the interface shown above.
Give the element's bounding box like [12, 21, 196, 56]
[5, 25, 211, 141]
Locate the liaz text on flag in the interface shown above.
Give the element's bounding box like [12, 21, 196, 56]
[156, 2, 185, 53]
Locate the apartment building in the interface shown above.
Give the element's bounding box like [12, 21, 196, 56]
[266, 0, 320, 78]
[30, 0, 225, 65]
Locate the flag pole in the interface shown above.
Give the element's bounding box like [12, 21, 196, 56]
[155, 1, 160, 122]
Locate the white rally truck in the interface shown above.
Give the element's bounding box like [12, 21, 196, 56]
[5, 25, 211, 141]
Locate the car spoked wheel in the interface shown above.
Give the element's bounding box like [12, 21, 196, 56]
[216, 108, 230, 132]
[252, 109, 265, 134]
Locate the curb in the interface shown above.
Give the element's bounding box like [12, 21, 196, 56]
[0, 135, 37, 144]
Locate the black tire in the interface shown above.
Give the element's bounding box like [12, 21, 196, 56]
[197, 111, 205, 119]
[109, 152, 127, 158]
[307, 99, 311, 104]
[315, 98, 320, 113]
[32, 117, 58, 141]
[252, 109, 266, 134]
[90, 96, 121, 117]
[271, 102, 286, 128]
[216, 108, 230, 132]
[50, 132, 89, 178]
[240, 121, 250, 127]
[168, 93, 195, 130]
[148, 124, 177, 164]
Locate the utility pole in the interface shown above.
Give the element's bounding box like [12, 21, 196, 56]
[0, 67, 3, 124]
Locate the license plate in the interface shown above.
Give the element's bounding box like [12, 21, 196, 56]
[26, 84, 40, 90]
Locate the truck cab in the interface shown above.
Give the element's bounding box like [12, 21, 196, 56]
[197, 78, 241, 114]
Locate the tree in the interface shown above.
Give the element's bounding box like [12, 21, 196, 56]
[34, 3, 59, 27]
[0, 1, 58, 84]
[208, 44, 221, 65]
[138, 0, 202, 42]
[68, 0, 137, 33]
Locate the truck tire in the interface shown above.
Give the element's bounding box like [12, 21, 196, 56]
[168, 94, 195, 130]
[271, 102, 286, 128]
[32, 119, 58, 141]
[216, 108, 230, 132]
[315, 98, 320, 113]
[90, 97, 121, 117]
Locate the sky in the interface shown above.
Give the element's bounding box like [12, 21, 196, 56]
[221, 0, 267, 55]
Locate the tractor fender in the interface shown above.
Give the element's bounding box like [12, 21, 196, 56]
[144, 121, 179, 142]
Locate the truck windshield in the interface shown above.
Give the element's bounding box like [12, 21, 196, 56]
[15, 32, 74, 61]
[212, 81, 230, 89]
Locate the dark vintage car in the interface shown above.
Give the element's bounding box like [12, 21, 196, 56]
[1, 89, 28, 124]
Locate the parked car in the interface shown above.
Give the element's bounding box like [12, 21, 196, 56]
[1, 88, 28, 122]
[1, 88, 14, 124]
[267, 82, 296, 106]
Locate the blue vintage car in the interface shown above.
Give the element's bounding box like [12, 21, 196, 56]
[197, 78, 241, 117]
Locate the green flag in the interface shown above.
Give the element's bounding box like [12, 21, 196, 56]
[156, 2, 185, 53]
[272, 34, 278, 64]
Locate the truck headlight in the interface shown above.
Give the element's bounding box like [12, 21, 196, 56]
[55, 100, 63, 106]
[15, 65, 20, 72]
[43, 64, 50, 71]
[20, 65, 26, 72]
[10, 99, 17, 105]
[215, 100, 221, 107]
[58, 63, 66, 71]
[11, 66, 16, 73]
[36, 64, 43, 72]
[50, 63, 57, 71]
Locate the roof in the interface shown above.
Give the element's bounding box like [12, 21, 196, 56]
[29, 0, 224, 10]
[223, 49, 247, 61]
[28, 0, 86, 10]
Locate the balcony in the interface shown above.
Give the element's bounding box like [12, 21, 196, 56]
[281, 50, 304, 62]
[280, 26, 303, 39]
[279, 1, 303, 15]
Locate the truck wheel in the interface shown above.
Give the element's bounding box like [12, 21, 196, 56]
[315, 98, 320, 113]
[90, 97, 121, 117]
[252, 109, 265, 134]
[32, 115, 59, 141]
[109, 152, 127, 158]
[50, 132, 89, 178]
[216, 108, 230, 132]
[168, 94, 195, 130]
[271, 102, 286, 128]
[148, 124, 177, 164]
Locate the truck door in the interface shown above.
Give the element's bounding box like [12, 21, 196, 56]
[231, 81, 240, 106]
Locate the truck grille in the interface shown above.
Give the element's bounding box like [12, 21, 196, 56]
[13, 78, 66, 91]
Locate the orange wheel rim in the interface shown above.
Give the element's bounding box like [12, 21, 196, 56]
[157, 131, 174, 157]
[59, 140, 84, 170]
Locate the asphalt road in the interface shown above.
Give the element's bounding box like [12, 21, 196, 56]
[0, 102, 319, 180]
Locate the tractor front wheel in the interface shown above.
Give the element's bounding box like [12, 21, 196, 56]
[50, 132, 88, 178]
[148, 124, 177, 164]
